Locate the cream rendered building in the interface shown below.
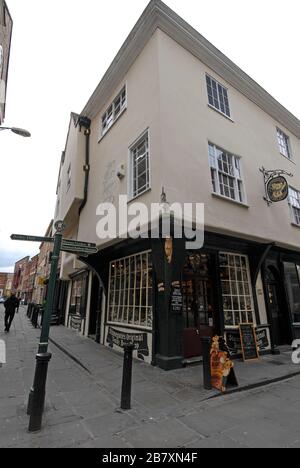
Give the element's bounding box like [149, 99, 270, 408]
[0, 0, 12, 124]
[54, 0, 300, 370]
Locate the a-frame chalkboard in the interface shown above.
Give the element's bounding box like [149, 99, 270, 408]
[239, 324, 260, 362]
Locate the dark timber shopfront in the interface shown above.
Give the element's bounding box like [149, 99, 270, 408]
[82, 231, 300, 371]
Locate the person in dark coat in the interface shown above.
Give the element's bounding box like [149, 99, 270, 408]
[4, 293, 20, 332]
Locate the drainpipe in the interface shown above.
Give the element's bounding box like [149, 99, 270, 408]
[78, 116, 91, 216]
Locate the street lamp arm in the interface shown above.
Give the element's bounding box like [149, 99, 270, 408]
[0, 126, 31, 137]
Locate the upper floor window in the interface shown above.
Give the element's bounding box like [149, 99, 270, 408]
[67, 164, 71, 192]
[129, 131, 150, 199]
[209, 143, 245, 203]
[277, 128, 292, 160]
[206, 75, 231, 118]
[289, 187, 300, 225]
[101, 86, 126, 136]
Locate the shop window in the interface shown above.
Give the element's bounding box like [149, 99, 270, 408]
[107, 251, 153, 329]
[69, 273, 88, 318]
[284, 263, 300, 324]
[219, 253, 255, 327]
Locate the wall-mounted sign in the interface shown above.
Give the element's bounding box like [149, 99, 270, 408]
[267, 176, 288, 203]
[106, 327, 149, 361]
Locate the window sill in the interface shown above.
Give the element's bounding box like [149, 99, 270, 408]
[98, 106, 127, 143]
[128, 187, 152, 203]
[212, 192, 249, 208]
[208, 104, 234, 123]
[291, 222, 300, 229]
[279, 152, 296, 165]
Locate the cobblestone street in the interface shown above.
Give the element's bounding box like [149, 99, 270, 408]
[1, 306, 300, 448]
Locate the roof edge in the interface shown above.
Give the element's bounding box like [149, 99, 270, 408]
[81, 0, 300, 138]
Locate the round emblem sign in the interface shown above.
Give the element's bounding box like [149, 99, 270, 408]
[267, 176, 288, 203]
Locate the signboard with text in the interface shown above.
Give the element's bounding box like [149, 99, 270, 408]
[239, 324, 260, 361]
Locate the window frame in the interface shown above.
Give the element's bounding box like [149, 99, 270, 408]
[206, 74, 231, 119]
[128, 129, 151, 201]
[208, 142, 246, 204]
[106, 251, 153, 331]
[219, 252, 256, 329]
[288, 186, 300, 226]
[276, 127, 292, 161]
[66, 164, 71, 192]
[101, 85, 127, 138]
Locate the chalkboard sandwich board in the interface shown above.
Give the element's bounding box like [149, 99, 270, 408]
[239, 324, 259, 362]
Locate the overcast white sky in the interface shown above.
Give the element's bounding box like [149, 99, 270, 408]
[0, 0, 299, 272]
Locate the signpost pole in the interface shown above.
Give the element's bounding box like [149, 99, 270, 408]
[28, 221, 65, 432]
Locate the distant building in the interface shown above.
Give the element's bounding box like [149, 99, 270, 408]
[22, 255, 39, 304]
[0, 272, 8, 297]
[0, 0, 13, 124]
[4, 273, 13, 296]
[32, 221, 54, 306]
[12, 256, 30, 300]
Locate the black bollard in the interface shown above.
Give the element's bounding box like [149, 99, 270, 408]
[201, 336, 212, 390]
[28, 353, 52, 432]
[121, 344, 134, 410]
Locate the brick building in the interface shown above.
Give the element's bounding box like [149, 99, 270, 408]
[12, 256, 29, 300]
[0, 272, 8, 297]
[32, 221, 54, 305]
[22, 255, 39, 304]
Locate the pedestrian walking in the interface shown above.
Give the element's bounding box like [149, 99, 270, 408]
[4, 293, 20, 332]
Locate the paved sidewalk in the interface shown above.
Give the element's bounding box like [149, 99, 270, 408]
[1, 305, 300, 448]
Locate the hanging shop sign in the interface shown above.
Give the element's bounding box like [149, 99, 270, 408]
[106, 327, 149, 361]
[267, 176, 289, 203]
[260, 168, 293, 205]
[210, 336, 238, 392]
[239, 324, 259, 361]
